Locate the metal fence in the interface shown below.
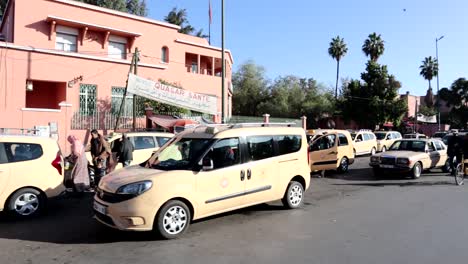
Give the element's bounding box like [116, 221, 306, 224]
[71, 111, 146, 130]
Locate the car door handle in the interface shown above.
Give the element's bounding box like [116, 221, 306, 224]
[240, 170, 245, 181]
[247, 169, 252, 180]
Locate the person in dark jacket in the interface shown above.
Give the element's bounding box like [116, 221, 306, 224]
[447, 132, 464, 174]
[118, 134, 134, 167]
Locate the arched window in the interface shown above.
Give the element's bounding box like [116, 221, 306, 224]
[161, 46, 169, 63]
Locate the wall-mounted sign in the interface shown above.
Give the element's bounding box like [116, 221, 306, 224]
[127, 73, 218, 115]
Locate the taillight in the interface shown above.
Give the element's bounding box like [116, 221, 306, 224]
[52, 152, 62, 175]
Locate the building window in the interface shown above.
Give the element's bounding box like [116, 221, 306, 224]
[79, 84, 97, 115]
[25, 80, 66, 110]
[111, 87, 133, 117]
[55, 25, 78, 52]
[161, 46, 169, 63]
[108, 35, 127, 59]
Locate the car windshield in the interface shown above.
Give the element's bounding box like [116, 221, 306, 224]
[389, 140, 426, 152]
[146, 137, 212, 171]
[375, 133, 386, 140]
[433, 132, 446, 138]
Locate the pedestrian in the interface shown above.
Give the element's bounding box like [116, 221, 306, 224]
[118, 134, 134, 167]
[67, 135, 90, 192]
[447, 131, 463, 174]
[86, 129, 113, 184]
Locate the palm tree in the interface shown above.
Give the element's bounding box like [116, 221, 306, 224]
[362, 33, 385, 62]
[328, 36, 348, 99]
[164, 8, 194, 34]
[195, 29, 209, 39]
[419, 56, 439, 90]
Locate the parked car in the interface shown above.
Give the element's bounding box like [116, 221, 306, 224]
[308, 129, 355, 174]
[0, 135, 65, 218]
[93, 125, 310, 239]
[86, 131, 174, 170]
[374, 131, 402, 152]
[403, 133, 428, 139]
[370, 138, 450, 178]
[350, 129, 378, 156]
[432, 131, 448, 139]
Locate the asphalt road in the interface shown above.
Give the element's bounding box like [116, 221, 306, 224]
[1, 156, 467, 264]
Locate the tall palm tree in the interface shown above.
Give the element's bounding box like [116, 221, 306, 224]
[419, 56, 439, 90]
[362, 33, 385, 62]
[164, 8, 194, 34]
[328, 36, 348, 99]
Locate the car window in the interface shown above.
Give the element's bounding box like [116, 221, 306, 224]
[247, 136, 274, 161]
[3, 143, 43, 162]
[151, 138, 211, 171]
[427, 142, 435, 152]
[338, 134, 349, 146]
[157, 137, 171, 147]
[363, 134, 370, 141]
[133, 136, 156, 150]
[0, 143, 8, 164]
[356, 134, 363, 142]
[395, 133, 402, 139]
[375, 133, 386, 140]
[205, 138, 240, 169]
[277, 135, 301, 155]
[389, 140, 426, 152]
[311, 134, 336, 151]
[434, 141, 444, 151]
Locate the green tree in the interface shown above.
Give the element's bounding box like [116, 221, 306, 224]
[74, 0, 147, 16]
[362, 32, 385, 62]
[164, 8, 195, 34]
[419, 56, 439, 90]
[126, 0, 148, 16]
[195, 29, 209, 39]
[328, 36, 348, 99]
[439, 78, 468, 128]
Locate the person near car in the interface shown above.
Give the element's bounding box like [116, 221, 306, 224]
[118, 134, 134, 167]
[67, 135, 90, 192]
[86, 130, 113, 182]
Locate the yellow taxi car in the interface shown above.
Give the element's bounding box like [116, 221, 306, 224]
[370, 138, 450, 178]
[93, 125, 310, 239]
[308, 129, 355, 174]
[374, 131, 402, 152]
[351, 129, 378, 156]
[86, 131, 174, 169]
[0, 135, 65, 218]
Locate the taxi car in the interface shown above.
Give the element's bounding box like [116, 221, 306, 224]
[0, 135, 65, 218]
[308, 129, 355, 174]
[350, 130, 378, 156]
[374, 131, 402, 152]
[403, 133, 427, 139]
[93, 125, 310, 239]
[86, 131, 174, 169]
[370, 138, 450, 178]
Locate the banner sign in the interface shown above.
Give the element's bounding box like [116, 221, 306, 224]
[417, 114, 437, 123]
[127, 73, 218, 115]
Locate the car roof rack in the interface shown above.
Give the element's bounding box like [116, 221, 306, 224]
[230, 122, 298, 128]
[0, 127, 41, 136]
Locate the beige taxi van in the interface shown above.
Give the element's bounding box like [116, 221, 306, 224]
[307, 129, 355, 174]
[93, 124, 310, 239]
[374, 131, 402, 152]
[351, 130, 378, 156]
[0, 135, 65, 218]
[86, 131, 174, 169]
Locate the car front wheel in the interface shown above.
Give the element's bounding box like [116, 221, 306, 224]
[411, 162, 422, 179]
[155, 200, 191, 239]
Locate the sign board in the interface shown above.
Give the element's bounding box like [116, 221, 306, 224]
[417, 114, 437, 123]
[127, 73, 218, 115]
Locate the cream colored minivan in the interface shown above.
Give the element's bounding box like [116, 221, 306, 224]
[0, 135, 65, 218]
[93, 125, 310, 239]
[374, 131, 402, 152]
[351, 130, 378, 156]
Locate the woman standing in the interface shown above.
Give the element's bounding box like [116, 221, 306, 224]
[67, 135, 90, 192]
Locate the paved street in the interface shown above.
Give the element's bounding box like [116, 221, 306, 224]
[1, 157, 467, 264]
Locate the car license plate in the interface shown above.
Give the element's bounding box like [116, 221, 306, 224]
[381, 165, 394, 168]
[93, 201, 107, 215]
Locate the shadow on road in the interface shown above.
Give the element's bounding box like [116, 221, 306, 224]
[333, 180, 455, 187]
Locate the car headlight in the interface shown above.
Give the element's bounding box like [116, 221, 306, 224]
[371, 156, 380, 163]
[396, 158, 410, 166]
[116, 181, 153, 196]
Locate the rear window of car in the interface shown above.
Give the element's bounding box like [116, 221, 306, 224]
[1, 142, 43, 163]
[156, 137, 171, 147]
[133, 136, 156, 150]
[338, 134, 349, 146]
[276, 135, 301, 155]
[247, 136, 274, 161]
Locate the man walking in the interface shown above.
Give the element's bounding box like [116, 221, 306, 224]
[87, 129, 112, 184]
[118, 134, 134, 167]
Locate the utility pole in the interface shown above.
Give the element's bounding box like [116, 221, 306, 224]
[114, 48, 137, 131]
[221, 0, 225, 123]
[436, 36, 444, 131]
[132, 47, 139, 130]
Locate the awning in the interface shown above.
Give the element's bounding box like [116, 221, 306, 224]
[383, 122, 394, 127]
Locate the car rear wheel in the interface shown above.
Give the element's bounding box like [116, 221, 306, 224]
[7, 188, 45, 218]
[381, 146, 387, 152]
[338, 157, 349, 173]
[155, 200, 191, 239]
[371, 147, 376, 155]
[411, 162, 422, 179]
[282, 181, 304, 209]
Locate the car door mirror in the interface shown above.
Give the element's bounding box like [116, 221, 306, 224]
[201, 157, 214, 171]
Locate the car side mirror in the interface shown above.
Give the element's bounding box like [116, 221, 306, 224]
[201, 157, 214, 171]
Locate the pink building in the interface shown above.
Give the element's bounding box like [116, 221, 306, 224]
[0, 0, 234, 153]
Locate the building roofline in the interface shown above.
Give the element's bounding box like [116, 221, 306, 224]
[175, 39, 234, 64]
[49, 0, 181, 30]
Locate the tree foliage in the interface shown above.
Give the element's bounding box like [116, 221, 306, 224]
[74, 0, 148, 16]
[362, 32, 385, 62]
[328, 36, 348, 98]
[164, 7, 209, 40]
[232, 61, 335, 123]
[419, 56, 438, 89]
[439, 78, 468, 128]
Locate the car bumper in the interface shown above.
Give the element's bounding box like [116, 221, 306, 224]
[370, 163, 411, 172]
[93, 194, 156, 231]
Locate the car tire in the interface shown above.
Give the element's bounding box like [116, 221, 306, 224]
[7, 188, 45, 218]
[338, 157, 349, 173]
[282, 181, 305, 209]
[381, 146, 387, 153]
[371, 147, 376, 156]
[441, 160, 451, 173]
[155, 200, 191, 239]
[411, 162, 423, 179]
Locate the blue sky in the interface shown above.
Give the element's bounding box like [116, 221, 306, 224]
[147, 0, 468, 96]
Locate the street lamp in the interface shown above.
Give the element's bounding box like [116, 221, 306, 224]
[221, 0, 225, 123]
[435, 35, 444, 131]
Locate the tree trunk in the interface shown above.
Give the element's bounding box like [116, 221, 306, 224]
[428, 80, 431, 89]
[335, 60, 340, 99]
